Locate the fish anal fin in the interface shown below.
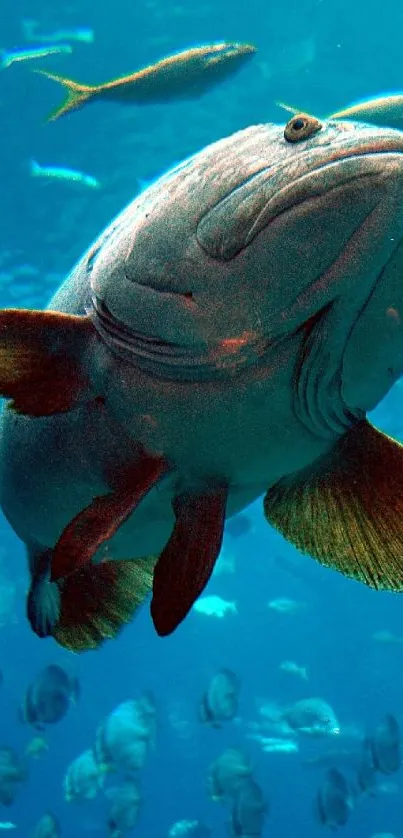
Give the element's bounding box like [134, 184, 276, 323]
[0, 308, 94, 416]
[264, 418, 403, 590]
[51, 453, 169, 581]
[151, 486, 228, 636]
[52, 556, 156, 652]
[36, 71, 96, 121]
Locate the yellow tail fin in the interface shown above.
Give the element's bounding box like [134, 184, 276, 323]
[36, 70, 96, 121]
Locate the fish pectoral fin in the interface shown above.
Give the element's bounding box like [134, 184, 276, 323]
[52, 556, 156, 652]
[150, 486, 228, 636]
[264, 418, 403, 590]
[50, 452, 169, 580]
[36, 70, 96, 121]
[0, 308, 94, 416]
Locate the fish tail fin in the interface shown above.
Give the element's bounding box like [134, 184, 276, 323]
[29, 159, 41, 176]
[35, 70, 96, 121]
[52, 556, 157, 652]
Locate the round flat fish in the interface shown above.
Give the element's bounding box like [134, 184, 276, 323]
[21, 665, 78, 727]
[1, 115, 403, 651]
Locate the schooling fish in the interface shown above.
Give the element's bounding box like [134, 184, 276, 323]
[37, 41, 256, 121]
[2, 114, 403, 652]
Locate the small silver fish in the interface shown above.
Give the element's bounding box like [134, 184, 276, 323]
[22, 20, 94, 45]
[1, 44, 72, 70]
[29, 160, 100, 189]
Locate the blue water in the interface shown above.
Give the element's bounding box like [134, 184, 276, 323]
[1, 0, 403, 836]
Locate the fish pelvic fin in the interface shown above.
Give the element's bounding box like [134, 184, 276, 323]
[264, 418, 403, 591]
[36, 70, 96, 121]
[50, 452, 169, 580]
[52, 556, 157, 652]
[0, 309, 94, 416]
[150, 486, 228, 636]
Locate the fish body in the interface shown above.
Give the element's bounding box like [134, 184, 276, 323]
[32, 813, 60, 838]
[37, 41, 256, 120]
[279, 660, 308, 680]
[331, 94, 403, 129]
[316, 768, 354, 829]
[1, 45, 72, 69]
[268, 597, 306, 614]
[229, 777, 267, 837]
[279, 93, 403, 132]
[199, 668, 240, 726]
[2, 116, 403, 650]
[249, 734, 299, 754]
[22, 19, 94, 45]
[208, 749, 252, 803]
[106, 781, 141, 838]
[261, 697, 340, 738]
[370, 714, 401, 774]
[193, 596, 237, 618]
[168, 822, 210, 838]
[25, 736, 48, 759]
[29, 159, 100, 189]
[94, 695, 156, 773]
[0, 748, 27, 806]
[20, 665, 79, 728]
[64, 749, 104, 802]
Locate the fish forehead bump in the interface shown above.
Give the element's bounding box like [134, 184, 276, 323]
[89, 118, 403, 281]
[84, 118, 403, 345]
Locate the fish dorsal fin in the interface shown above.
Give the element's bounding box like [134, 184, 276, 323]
[264, 419, 403, 590]
[151, 487, 228, 635]
[196, 168, 275, 260]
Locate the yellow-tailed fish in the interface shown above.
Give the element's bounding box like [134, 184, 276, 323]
[37, 41, 256, 121]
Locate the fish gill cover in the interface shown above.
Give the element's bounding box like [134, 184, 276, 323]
[1, 0, 403, 837]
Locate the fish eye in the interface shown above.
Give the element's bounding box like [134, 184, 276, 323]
[284, 113, 322, 143]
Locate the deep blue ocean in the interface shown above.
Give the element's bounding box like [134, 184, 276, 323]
[2, 0, 403, 836]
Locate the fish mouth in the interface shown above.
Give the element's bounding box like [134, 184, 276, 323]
[90, 295, 272, 381]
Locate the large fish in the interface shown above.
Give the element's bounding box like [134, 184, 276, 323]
[2, 113, 403, 652]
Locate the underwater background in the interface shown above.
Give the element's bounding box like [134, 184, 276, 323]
[2, 0, 403, 836]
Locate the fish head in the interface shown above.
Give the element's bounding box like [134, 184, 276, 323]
[87, 116, 403, 426]
[196, 41, 257, 79]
